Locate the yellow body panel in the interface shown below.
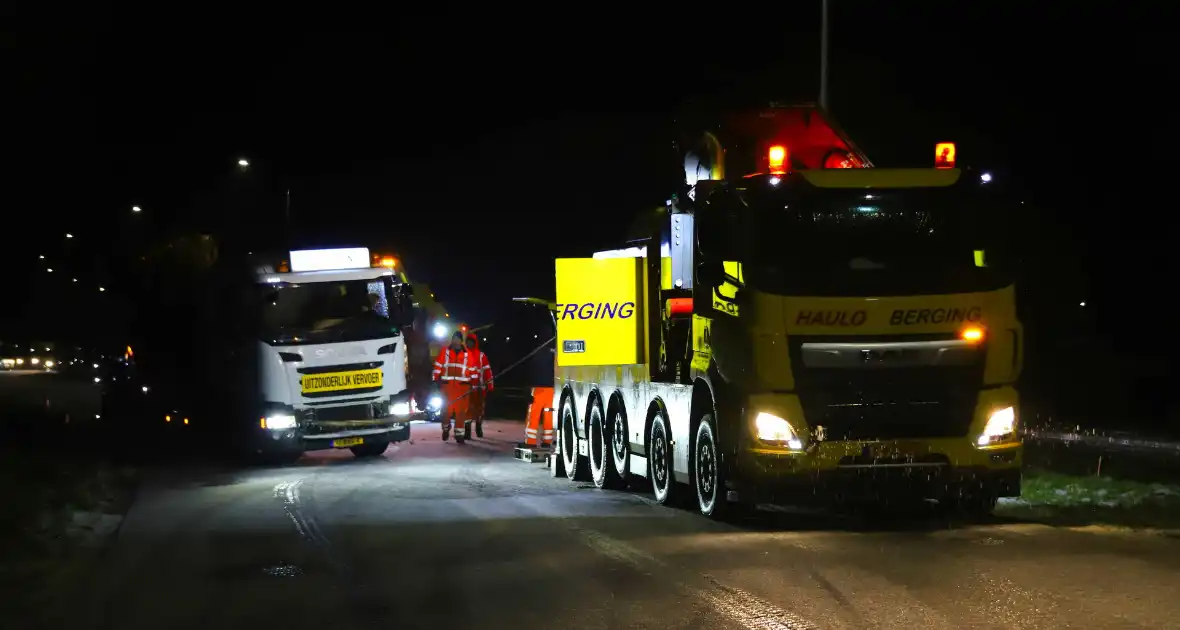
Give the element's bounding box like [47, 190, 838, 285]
[555, 257, 645, 367]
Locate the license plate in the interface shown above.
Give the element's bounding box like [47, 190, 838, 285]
[301, 368, 383, 394]
[332, 437, 364, 448]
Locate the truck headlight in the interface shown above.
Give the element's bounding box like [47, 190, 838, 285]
[754, 412, 803, 450]
[428, 395, 443, 410]
[977, 406, 1017, 446]
[432, 323, 448, 339]
[391, 401, 411, 416]
[262, 414, 297, 430]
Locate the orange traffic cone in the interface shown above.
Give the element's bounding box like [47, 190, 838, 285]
[523, 387, 555, 447]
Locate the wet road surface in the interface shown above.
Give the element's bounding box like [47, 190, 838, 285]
[79, 420, 1180, 629]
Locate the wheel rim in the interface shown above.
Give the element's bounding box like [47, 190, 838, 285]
[652, 423, 668, 488]
[697, 429, 716, 505]
[612, 412, 627, 469]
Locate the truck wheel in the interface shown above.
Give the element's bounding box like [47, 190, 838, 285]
[649, 410, 678, 505]
[693, 414, 730, 519]
[588, 399, 622, 489]
[610, 407, 631, 485]
[560, 397, 589, 482]
[350, 441, 389, 458]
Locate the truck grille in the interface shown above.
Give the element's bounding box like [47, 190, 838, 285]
[300, 402, 392, 435]
[789, 335, 985, 441]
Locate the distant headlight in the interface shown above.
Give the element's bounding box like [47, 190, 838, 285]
[391, 402, 411, 416]
[977, 406, 1017, 446]
[263, 414, 297, 430]
[432, 323, 448, 339]
[44, 360, 55, 368]
[428, 395, 443, 410]
[754, 412, 803, 451]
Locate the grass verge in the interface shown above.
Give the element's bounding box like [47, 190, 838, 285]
[998, 469, 1180, 530]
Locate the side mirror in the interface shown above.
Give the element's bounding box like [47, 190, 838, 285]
[693, 260, 723, 317]
[385, 280, 417, 326]
[696, 260, 722, 289]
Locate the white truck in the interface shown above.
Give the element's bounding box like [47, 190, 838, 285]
[100, 243, 420, 462]
[253, 247, 418, 459]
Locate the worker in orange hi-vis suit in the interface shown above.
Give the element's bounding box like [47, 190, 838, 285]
[464, 333, 494, 438]
[432, 331, 473, 441]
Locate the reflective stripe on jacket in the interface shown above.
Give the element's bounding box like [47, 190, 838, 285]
[432, 348, 471, 383]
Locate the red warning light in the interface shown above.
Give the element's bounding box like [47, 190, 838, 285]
[767, 145, 788, 175]
[935, 142, 956, 169]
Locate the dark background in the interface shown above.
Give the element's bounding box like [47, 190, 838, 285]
[3, 6, 1173, 431]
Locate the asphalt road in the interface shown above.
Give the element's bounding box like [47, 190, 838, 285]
[65, 420, 1180, 630]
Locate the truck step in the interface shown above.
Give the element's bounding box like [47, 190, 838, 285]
[513, 444, 552, 463]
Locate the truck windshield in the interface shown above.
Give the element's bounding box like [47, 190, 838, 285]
[259, 279, 396, 345]
[741, 184, 1011, 296]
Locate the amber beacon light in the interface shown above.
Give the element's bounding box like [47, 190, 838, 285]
[935, 142, 956, 169]
[767, 145, 788, 175]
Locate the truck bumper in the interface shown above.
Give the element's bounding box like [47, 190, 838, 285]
[258, 418, 412, 454]
[730, 443, 1023, 506]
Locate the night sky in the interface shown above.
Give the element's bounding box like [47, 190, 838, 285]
[4, 7, 1170, 349]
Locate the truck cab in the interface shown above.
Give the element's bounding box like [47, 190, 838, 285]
[254, 247, 417, 459]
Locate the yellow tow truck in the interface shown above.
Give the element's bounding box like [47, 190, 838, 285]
[549, 104, 1022, 518]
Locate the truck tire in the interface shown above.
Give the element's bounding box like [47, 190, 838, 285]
[649, 409, 678, 505]
[693, 414, 730, 519]
[350, 440, 389, 458]
[560, 396, 589, 482]
[610, 406, 631, 485]
[588, 399, 623, 489]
